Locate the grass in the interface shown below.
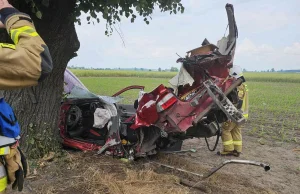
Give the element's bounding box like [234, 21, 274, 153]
[70, 69, 177, 79]
[70, 69, 300, 83]
[33, 152, 189, 194]
[246, 81, 300, 143]
[77, 70, 300, 143]
[79, 77, 170, 104]
[244, 72, 300, 83]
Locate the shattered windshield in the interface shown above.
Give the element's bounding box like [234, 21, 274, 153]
[64, 68, 123, 104]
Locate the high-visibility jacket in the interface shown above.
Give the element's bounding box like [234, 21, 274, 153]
[0, 9, 53, 192]
[237, 83, 249, 120]
[0, 9, 52, 140]
[0, 11, 53, 91]
[0, 162, 7, 193]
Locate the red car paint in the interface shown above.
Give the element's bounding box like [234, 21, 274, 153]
[131, 78, 236, 133]
[59, 103, 102, 151]
[59, 86, 145, 151]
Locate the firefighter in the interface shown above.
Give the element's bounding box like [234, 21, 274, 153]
[0, 0, 53, 193]
[217, 65, 249, 157]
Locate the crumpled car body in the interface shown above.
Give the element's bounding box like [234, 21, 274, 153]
[132, 3, 244, 134]
[60, 69, 144, 151]
[59, 3, 245, 158]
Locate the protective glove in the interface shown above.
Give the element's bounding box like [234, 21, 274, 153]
[3, 146, 27, 191]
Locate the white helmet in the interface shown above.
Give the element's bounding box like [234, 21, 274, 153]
[229, 65, 243, 79]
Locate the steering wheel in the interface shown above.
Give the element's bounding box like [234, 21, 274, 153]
[66, 105, 82, 130]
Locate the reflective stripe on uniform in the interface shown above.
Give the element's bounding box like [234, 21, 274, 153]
[0, 147, 10, 155]
[223, 140, 233, 146]
[0, 43, 16, 50]
[10, 26, 39, 44]
[239, 83, 249, 120]
[0, 177, 7, 192]
[233, 141, 242, 146]
[0, 164, 7, 192]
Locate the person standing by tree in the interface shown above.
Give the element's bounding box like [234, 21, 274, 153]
[0, 0, 52, 192]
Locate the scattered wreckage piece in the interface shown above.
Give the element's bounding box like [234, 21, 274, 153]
[150, 159, 270, 192]
[150, 159, 270, 179]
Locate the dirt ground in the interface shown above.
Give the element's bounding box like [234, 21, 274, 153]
[8, 124, 300, 194]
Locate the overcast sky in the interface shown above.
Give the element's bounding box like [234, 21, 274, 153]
[69, 0, 300, 71]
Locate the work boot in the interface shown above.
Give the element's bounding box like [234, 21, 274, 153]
[233, 150, 241, 157]
[217, 150, 235, 156]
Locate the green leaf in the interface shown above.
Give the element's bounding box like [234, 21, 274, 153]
[29, 123, 33, 128]
[91, 11, 97, 18]
[146, 20, 149, 25]
[36, 11, 42, 19]
[181, 7, 185, 14]
[131, 18, 135, 23]
[103, 7, 109, 18]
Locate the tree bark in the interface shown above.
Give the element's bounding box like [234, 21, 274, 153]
[3, 0, 80, 158]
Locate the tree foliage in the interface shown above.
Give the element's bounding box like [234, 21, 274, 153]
[24, 0, 184, 35]
[170, 67, 178, 72]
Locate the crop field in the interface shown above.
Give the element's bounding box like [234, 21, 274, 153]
[71, 69, 300, 143]
[71, 69, 177, 78]
[71, 69, 300, 82]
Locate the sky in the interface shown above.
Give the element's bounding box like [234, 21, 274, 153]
[69, 0, 300, 72]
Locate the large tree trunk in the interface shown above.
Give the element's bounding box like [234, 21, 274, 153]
[3, 0, 80, 158]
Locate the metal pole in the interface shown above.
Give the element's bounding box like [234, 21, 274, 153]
[151, 159, 270, 180]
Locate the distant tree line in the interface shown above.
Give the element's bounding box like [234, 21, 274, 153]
[243, 68, 300, 73]
[68, 65, 179, 72]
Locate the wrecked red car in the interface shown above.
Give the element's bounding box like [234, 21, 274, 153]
[59, 4, 245, 160]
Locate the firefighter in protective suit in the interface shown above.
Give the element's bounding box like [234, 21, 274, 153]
[217, 65, 249, 157]
[0, 0, 53, 193]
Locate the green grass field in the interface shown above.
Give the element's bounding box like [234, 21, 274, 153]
[70, 69, 300, 83]
[70, 69, 177, 79]
[73, 69, 300, 143]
